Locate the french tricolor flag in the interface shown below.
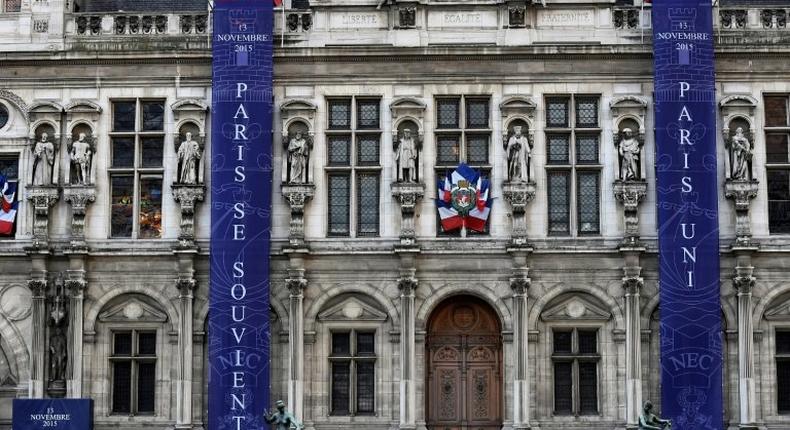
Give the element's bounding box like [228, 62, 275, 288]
[436, 164, 493, 233]
[0, 176, 17, 236]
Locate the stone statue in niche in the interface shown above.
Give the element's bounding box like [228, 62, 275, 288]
[617, 128, 642, 181]
[395, 128, 420, 182]
[286, 131, 312, 183]
[177, 132, 202, 184]
[31, 132, 55, 186]
[70, 132, 93, 185]
[728, 127, 752, 180]
[505, 125, 531, 182]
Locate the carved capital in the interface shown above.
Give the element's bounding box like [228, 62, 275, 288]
[64, 279, 87, 297]
[397, 276, 418, 294]
[63, 185, 96, 211]
[391, 182, 426, 246]
[282, 183, 316, 247]
[724, 179, 759, 246]
[175, 277, 197, 296]
[734, 274, 755, 295]
[28, 279, 48, 297]
[503, 181, 536, 247]
[622, 275, 643, 295]
[613, 180, 648, 245]
[286, 277, 307, 296]
[510, 276, 531, 295]
[172, 184, 206, 248]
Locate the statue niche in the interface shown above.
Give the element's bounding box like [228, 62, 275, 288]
[503, 119, 533, 183]
[68, 125, 95, 185]
[283, 121, 313, 184]
[725, 118, 753, 181]
[615, 119, 644, 181]
[31, 124, 57, 186]
[394, 120, 422, 183]
[176, 123, 204, 185]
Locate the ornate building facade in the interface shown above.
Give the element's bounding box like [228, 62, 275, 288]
[0, 1, 789, 429]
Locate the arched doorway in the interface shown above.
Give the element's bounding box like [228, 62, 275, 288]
[426, 296, 503, 430]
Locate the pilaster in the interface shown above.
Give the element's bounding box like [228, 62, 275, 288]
[733, 249, 758, 430]
[397, 268, 418, 429]
[509, 250, 531, 430]
[27, 275, 48, 398]
[64, 269, 86, 399]
[175, 275, 197, 429]
[621, 258, 644, 429]
[286, 266, 308, 422]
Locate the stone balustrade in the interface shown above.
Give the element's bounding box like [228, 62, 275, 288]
[70, 12, 210, 37]
[719, 8, 790, 30]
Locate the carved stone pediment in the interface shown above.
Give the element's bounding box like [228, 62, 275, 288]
[64, 100, 102, 114]
[390, 97, 426, 131]
[29, 101, 64, 115]
[98, 297, 168, 323]
[318, 297, 388, 322]
[764, 298, 790, 321]
[541, 295, 611, 321]
[499, 96, 537, 128]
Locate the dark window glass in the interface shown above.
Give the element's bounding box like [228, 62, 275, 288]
[466, 135, 489, 165]
[357, 174, 380, 237]
[576, 135, 599, 164]
[578, 331, 598, 354]
[329, 100, 352, 130]
[548, 172, 570, 234]
[547, 98, 569, 128]
[0, 157, 18, 181]
[111, 176, 134, 238]
[766, 96, 789, 127]
[553, 362, 573, 415]
[138, 332, 156, 356]
[575, 97, 599, 128]
[137, 362, 156, 413]
[356, 100, 380, 129]
[766, 133, 789, 163]
[777, 331, 790, 354]
[113, 102, 136, 132]
[328, 135, 351, 166]
[331, 362, 350, 415]
[357, 135, 380, 165]
[578, 362, 598, 415]
[779, 361, 790, 413]
[437, 135, 460, 165]
[141, 101, 164, 131]
[112, 362, 132, 413]
[332, 332, 351, 355]
[328, 175, 350, 236]
[0, 104, 8, 129]
[553, 330, 572, 354]
[547, 134, 570, 164]
[466, 99, 489, 129]
[577, 173, 600, 234]
[138, 178, 162, 239]
[356, 361, 375, 413]
[112, 138, 135, 168]
[768, 170, 790, 234]
[114, 332, 133, 356]
[437, 99, 460, 129]
[4, 0, 21, 13]
[140, 137, 164, 168]
[357, 332, 375, 355]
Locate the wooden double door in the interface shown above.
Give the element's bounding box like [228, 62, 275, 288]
[426, 297, 502, 430]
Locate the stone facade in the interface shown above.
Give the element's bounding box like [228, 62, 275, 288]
[0, 1, 789, 430]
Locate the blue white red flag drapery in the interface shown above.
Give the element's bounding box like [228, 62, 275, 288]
[436, 163, 492, 233]
[0, 175, 17, 236]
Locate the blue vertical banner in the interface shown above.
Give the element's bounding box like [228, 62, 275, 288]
[653, 2, 722, 429]
[210, 1, 273, 430]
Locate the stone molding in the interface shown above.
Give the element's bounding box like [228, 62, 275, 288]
[63, 185, 96, 251]
[391, 182, 425, 246]
[171, 183, 206, 249]
[724, 179, 759, 247]
[613, 180, 647, 246]
[282, 183, 316, 248]
[25, 186, 60, 249]
[503, 181, 536, 248]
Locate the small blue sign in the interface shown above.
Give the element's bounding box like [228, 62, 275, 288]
[12, 399, 93, 430]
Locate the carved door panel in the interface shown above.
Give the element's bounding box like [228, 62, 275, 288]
[427, 298, 502, 430]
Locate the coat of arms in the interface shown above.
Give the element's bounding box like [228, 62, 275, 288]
[437, 164, 492, 233]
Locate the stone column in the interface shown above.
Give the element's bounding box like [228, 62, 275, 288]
[286, 269, 307, 421]
[502, 181, 536, 247]
[175, 276, 196, 428]
[398, 270, 418, 429]
[391, 182, 425, 247]
[622, 264, 644, 428]
[734, 255, 757, 429]
[64, 272, 86, 398]
[510, 266, 530, 430]
[28, 276, 48, 398]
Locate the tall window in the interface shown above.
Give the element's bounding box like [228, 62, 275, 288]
[777, 330, 790, 413]
[765, 95, 790, 233]
[110, 330, 157, 415]
[0, 154, 18, 238]
[435, 96, 492, 234]
[2, 0, 21, 12]
[552, 328, 599, 416]
[330, 331, 376, 416]
[109, 100, 165, 239]
[326, 97, 381, 237]
[545, 96, 601, 235]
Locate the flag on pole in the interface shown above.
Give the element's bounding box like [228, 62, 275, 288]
[0, 175, 18, 236]
[436, 163, 492, 233]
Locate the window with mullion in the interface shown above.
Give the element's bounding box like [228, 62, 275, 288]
[325, 97, 381, 238]
[110, 99, 165, 239]
[111, 330, 157, 415]
[545, 95, 601, 236]
[552, 328, 600, 416]
[765, 95, 790, 234]
[330, 331, 376, 416]
[776, 330, 790, 414]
